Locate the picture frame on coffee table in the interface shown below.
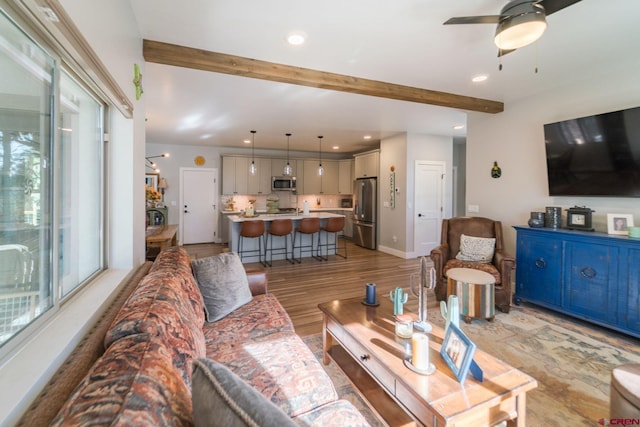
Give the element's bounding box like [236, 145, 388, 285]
[607, 213, 634, 235]
[440, 323, 476, 383]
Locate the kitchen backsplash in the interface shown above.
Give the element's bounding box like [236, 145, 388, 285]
[222, 192, 352, 212]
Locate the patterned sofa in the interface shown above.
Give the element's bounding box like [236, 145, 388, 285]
[49, 247, 369, 426]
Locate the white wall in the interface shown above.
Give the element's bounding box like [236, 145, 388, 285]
[378, 132, 453, 258]
[379, 134, 407, 255]
[467, 70, 640, 256]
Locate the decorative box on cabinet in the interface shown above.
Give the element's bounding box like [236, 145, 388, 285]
[514, 226, 640, 338]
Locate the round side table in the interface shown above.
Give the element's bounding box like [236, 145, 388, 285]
[446, 267, 495, 323]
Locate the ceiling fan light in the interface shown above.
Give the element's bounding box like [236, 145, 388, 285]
[494, 11, 547, 50]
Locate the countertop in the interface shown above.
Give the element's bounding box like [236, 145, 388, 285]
[222, 207, 353, 215]
[228, 211, 345, 222]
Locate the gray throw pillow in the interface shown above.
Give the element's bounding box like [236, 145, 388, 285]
[192, 358, 296, 427]
[191, 252, 252, 322]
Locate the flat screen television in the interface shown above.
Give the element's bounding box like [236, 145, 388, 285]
[544, 106, 640, 197]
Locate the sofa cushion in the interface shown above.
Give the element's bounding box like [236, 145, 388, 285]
[191, 252, 252, 322]
[192, 358, 296, 427]
[104, 270, 207, 385]
[210, 331, 338, 418]
[203, 294, 294, 352]
[51, 333, 192, 427]
[292, 399, 371, 427]
[455, 234, 495, 263]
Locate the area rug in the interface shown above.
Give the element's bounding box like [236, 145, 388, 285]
[304, 304, 640, 426]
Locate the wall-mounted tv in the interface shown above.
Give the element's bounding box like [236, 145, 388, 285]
[544, 106, 640, 197]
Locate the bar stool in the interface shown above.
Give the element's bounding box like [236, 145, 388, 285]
[319, 216, 347, 260]
[293, 217, 321, 263]
[265, 219, 294, 266]
[238, 220, 266, 266]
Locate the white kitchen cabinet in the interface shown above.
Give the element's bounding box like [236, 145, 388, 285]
[303, 160, 321, 194]
[320, 160, 339, 194]
[247, 158, 272, 195]
[354, 151, 379, 178]
[338, 159, 353, 194]
[271, 158, 297, 177]
[222, 156, 248, 194]
[304, 160, 340, 194]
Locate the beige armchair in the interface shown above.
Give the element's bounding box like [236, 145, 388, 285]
[430, 216, 515, 313]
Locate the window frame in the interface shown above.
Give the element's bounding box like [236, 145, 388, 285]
[0, 4, 109, 357]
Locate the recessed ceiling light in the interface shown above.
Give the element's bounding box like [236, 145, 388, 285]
[243, 139, 251, 144]
[332, 146, 340, 150]
[453, 124, 465, 130]
[363, 135, 372, 140]
[472, 75, 488, 83]
[287, 33, 306, 46]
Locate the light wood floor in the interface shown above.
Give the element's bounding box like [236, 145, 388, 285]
[184, 240, 437, 337]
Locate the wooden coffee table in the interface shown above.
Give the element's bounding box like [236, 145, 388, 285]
[318, 297, 537, 427]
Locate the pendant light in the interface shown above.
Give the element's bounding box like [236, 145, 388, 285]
[283, 133, 293, 176]
[249, 130, 257, 176]
[317, 135, 324, 176]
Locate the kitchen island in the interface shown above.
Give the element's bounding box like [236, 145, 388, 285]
[228, 212, 345, 263]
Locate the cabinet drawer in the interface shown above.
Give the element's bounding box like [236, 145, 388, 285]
[327, 320, 395, 394]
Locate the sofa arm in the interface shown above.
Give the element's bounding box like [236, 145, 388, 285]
[246, 268, 268, 296]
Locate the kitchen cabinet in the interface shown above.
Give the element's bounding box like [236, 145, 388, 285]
[295, 160, 305, 192]
[247, 158, 272, 195]
[303, 160, 321, 194]
[271, 158, 298, 177]
[354, 151, 379, 178]
[220, 211, 238, 244]
[304, 160, 339, 194]
[320, 160, 339, 194]
[514, 226, 640, 338]
[222, 156, 248, 195]
[338, 159, 354, 194]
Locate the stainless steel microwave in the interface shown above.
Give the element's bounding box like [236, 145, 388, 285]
[272, 176, 297, 191]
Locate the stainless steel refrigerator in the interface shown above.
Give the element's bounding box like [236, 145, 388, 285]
[353, 177, 377, 249]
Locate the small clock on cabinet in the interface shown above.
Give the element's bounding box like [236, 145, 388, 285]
[566, 206, 595, 231]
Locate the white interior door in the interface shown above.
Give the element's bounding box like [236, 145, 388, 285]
[181, 168, 218, 245]
[414, 161, 445, 256]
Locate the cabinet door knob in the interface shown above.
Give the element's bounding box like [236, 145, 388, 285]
[580, 267, 596, 279]
[534, 258, 547, 269]
[360, 354, 370, 361]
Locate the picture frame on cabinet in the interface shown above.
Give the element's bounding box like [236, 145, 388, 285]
[607, 213, 634, 235]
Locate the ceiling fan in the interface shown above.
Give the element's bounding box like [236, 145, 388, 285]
[444, 0, 582, 56]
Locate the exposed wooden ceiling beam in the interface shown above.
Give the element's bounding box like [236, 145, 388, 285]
[143, 39, 504, 114]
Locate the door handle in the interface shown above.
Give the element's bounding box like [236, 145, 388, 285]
[418, 213, 423, 217]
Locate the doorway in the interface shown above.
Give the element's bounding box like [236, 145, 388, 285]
[180, 168, 218, 245]
[413, 161, 445, 256]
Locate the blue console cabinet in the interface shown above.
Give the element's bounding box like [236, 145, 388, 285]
[514, 226, 640, 338]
